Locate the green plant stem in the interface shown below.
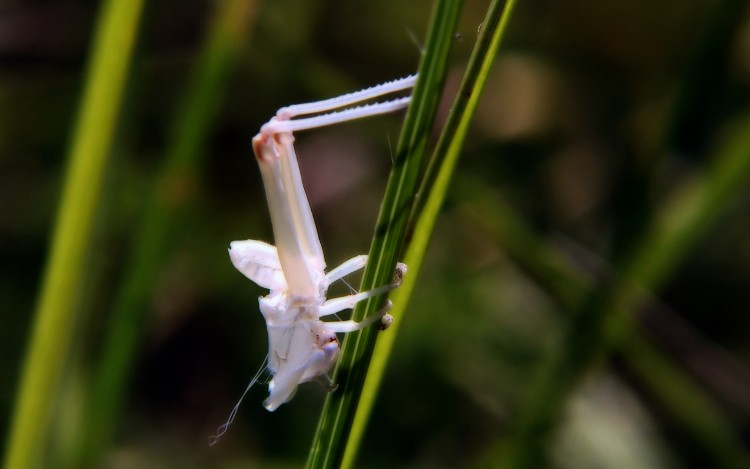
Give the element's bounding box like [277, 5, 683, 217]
[75, 1, 257, 464]
[343, 1, 518, 467]
[2, 0, 145, 467]
[306, 1, 462, 467]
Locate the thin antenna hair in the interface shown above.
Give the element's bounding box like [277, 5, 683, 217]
[209, 357, 269, 446]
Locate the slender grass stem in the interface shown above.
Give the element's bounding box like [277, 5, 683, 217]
[344, 1, 518, 467]
[2, 0, 145, 467]
[306, 1, 463, 467]
[71, 1, 257, 465]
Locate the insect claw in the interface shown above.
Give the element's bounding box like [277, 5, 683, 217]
[377, 300, 394, 331]
[379, 313, 394, 331]
[314, 374, 338, 392]
[392, 262, 408, 286]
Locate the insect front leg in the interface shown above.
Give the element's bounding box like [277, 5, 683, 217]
[325, 255, 368, 284]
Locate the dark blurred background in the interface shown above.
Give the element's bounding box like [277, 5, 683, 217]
[2, 0, 750, 467]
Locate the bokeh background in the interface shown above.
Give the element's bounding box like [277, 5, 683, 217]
[2, 0, 750, 467]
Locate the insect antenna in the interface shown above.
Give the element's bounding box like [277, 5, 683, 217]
[209, 356, 269, 446]
[405, 27, 424, 54]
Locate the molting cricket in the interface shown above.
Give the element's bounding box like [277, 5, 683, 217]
[210, 75, 416, 444]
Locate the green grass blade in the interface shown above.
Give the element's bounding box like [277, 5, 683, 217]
[344, 1, 519, 467]
[75, 1, 258, 464]
[306, 1, 462, 467]
[2, 0, 146, 467]
[621, 112, 750, 290]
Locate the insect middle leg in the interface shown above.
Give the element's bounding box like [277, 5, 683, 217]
[321, 300, 394, 333]
[317, 262, 406, 320]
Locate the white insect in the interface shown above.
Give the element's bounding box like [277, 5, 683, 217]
[210, 75, 416, 443]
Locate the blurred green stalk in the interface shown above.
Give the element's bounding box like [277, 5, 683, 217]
[306, 1, 462, 467]
[459, 175, 750, 468]
[2, 0, 145, 467]
[74, 0, 257, 464]
[343, 1, 518, 467]
[483, 112, 750, 469]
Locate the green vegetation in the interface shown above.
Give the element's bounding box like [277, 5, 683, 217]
[2, 0, 750, 467]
